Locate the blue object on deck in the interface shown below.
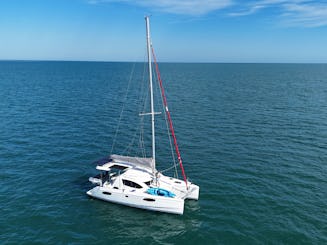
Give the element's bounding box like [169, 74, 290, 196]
[147, 188, 176, 198]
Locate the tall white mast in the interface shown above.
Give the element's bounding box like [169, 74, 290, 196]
[145, 16, 156, 173]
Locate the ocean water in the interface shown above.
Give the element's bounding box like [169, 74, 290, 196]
[1, 61, 327, 244]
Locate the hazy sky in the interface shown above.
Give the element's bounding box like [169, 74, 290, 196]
[0, 0, 326, 62]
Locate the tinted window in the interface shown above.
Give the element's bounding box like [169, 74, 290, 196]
[123, 179, 142, 189]
[144, 181, 151, 186]
[111, 165, 128, 171]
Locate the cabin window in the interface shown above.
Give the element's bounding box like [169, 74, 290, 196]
[144, 181, 151, 186]
[143, 198, 155, 202]
[110, 165, 129, 171]
[122, 179, 142, 189]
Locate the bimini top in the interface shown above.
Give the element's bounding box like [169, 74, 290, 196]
[94, 154, 155, 173]
[110, 154, 154, 172]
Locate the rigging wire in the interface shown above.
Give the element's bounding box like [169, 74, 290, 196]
[151, 45, 188, 187]
[152, 60, 179, 178]
[110, 63, 136, 155]
[122, 58, 148, 157]
[139, 52, 150, 158]
[109, 44, 185, 183]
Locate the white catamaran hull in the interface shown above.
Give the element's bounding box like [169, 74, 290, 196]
[87, 186, 184, 215]
[157, 174, 200, 201]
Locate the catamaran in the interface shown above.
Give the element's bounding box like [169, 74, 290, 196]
[87, 16, 199, 215]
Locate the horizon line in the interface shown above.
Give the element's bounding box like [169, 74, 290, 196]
[0, 59, 326, 65]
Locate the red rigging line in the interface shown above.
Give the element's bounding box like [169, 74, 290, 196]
[151, 46, 188, 188]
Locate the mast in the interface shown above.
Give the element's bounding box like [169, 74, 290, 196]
[145, 16, 156, 174]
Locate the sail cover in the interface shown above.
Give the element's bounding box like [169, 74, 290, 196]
[110, 154, 154, 172]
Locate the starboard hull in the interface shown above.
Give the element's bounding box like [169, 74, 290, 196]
[87, 186, 184, 215]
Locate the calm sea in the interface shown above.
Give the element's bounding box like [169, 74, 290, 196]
[1, 61, 327, 244]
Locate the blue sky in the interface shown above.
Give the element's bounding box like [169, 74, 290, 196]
[0, 0, 326, 62]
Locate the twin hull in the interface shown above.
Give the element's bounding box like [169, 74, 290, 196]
[87, 186, 185, 215]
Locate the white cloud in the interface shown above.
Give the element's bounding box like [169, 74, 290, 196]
[229, 0, 327, 27]
[229, 0, 305, 16]
[229, 4, 265, 16]
[143, 0, 233, 15]
[89, 0, 327, 27]
[282, 3, 327, 27]
[89, 0, 233, 15]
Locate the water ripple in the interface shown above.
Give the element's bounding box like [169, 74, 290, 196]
[1, 62, 327, 244]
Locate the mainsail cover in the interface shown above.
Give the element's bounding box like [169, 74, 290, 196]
[110, 154, 154, 172]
